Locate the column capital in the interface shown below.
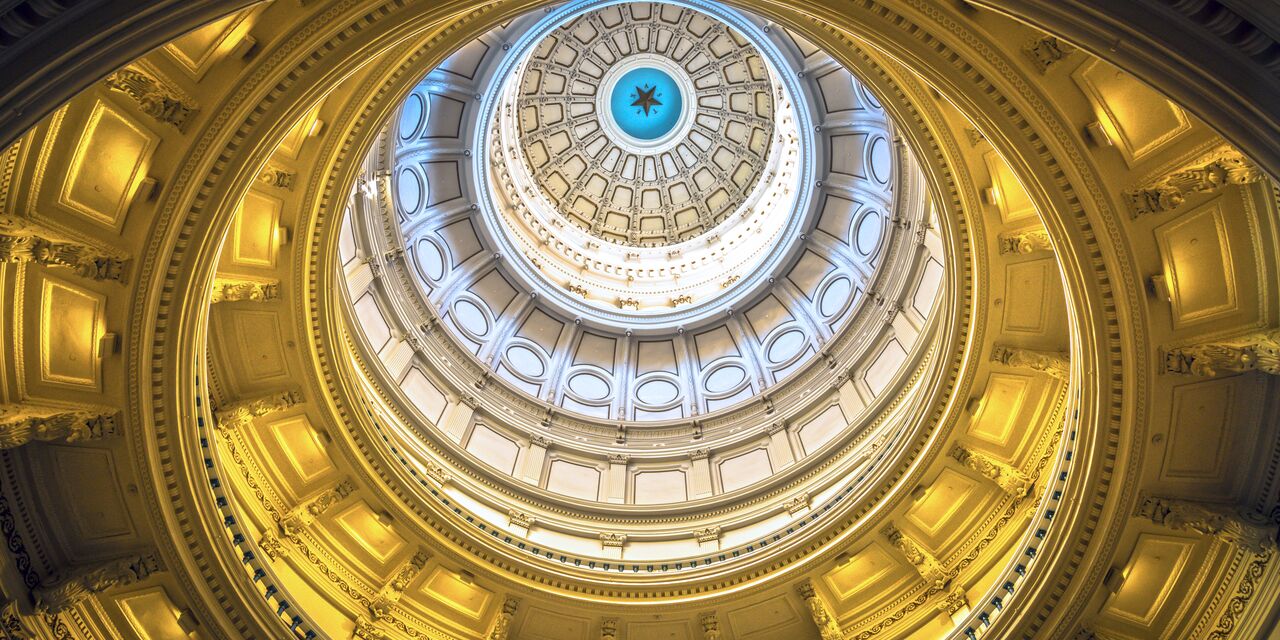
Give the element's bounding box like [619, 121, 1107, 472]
[949, 445, 1033, 497]
[0, 404, 119, 449]
[882, 523, 949, 589]
[33, 552, 162, 614]
[1136, 495, 1277, 554]
[211, 276, 280, 304]
[991, 344, 1069, 380]
[1162, 330, 1280, 377]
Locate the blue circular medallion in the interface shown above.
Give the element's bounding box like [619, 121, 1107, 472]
[609, 67, 683, 141]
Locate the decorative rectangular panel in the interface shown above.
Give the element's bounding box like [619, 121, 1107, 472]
[231, 189, 282, 266]
[967, 373, 1034, 451]
[39, 276, 103, 388]
[267, 416, 335, 487]
[1154, 199, 1239, 327]
[1072, 58, 1191, 166]
[1002, 260, 1052, 334]
[332, 501, 407, 568]
[983, 150, 1036, 223]
[718, 448, 771, 492]
[58, 100, 157, 229]
[230, 310, 289, 380]
[420, 566, 491, 619]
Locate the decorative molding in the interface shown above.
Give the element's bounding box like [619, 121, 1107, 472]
[280, 479, 356, 536]
[1161, 330, 1280, 377]
[693, 526, 721, 543]
[997, 228, 1053, 255]
[507, 510, 535, 529]
[950, 444, 1033, 497]
[991, 344, 1070, 380]
[1022, 35, 1074, 72]
[935, 586, 967, 614]
[213, 390, 301, 431]
[369, 549, 430, 620]
[257, 166, 296, 190]
[0, 404, 119, 449]
[784, 492, 810, 515]
[796, 579, 844, 640]
[352, 615, 387, 640]
[102, 65, 197, 130]
[33, 552, 163, 614]
[882, 523, 948, 589]
[210, 276, 280, 303]
[1124, 147, 1263, 217]
[488, 596, 518, 640]
[258, 531, 288, 561]
[600, 618, 618, 640]
[0, 230, 128, 283]
[699, 612, 721, 640]
[599, 532, 627, 548]
[1136, 495, 1278, 555]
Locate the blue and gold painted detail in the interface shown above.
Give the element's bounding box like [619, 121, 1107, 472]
[609, 67, 682, 140]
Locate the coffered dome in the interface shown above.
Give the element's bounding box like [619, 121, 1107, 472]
[6, 1, 1280, 640]
[514, 3, 777, 247]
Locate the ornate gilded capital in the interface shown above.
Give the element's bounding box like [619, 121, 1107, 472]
[949, 445, 1033, 497]
[991, 344, 1070, 380]
[211, 276, 280, 304]
[213, 390, 301, 431]
[882, 523, 948, 589]
[1124, 146, 1263, 217]
[1162, 331, 1280, 377]
[0, 404, 119, 449]
[998, 228, 1053, 255]
[33, 552, 163, 614]
[1136, 495, 1278, 555]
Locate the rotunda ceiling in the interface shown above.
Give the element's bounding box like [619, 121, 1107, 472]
[375, 0, 925, 430]
[514, 3, 776, 247]
[336, 0, 954, 595]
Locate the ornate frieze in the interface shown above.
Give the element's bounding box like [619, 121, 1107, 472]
[33, 552, 162, 614]
[1123, 147, 1263, 217]
[210, 276, 280, 304]
[950, 445, 1033, 497]
[1023, 36, 1075, 72]
[997, 228, 1053, 255]
[213, 390, 302, 431]
[784, 492, 810, 515]
[882, 523, 948, 589]
[102, 65, 196, 130]
[991, 344, 1070, 380]
[1136, 495, 1278, 555]
[369, 549, 431, 621]
[0, 231, 128, 282]
[280, 479, 356, 536]
[0, 404, 118, 449]
[699, 613, 721, 640]
[488, 596, 518, 640]
[693, 526, 721, 543]
[1161, 331, 1280, 377]
[796, 580, 844, 640]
